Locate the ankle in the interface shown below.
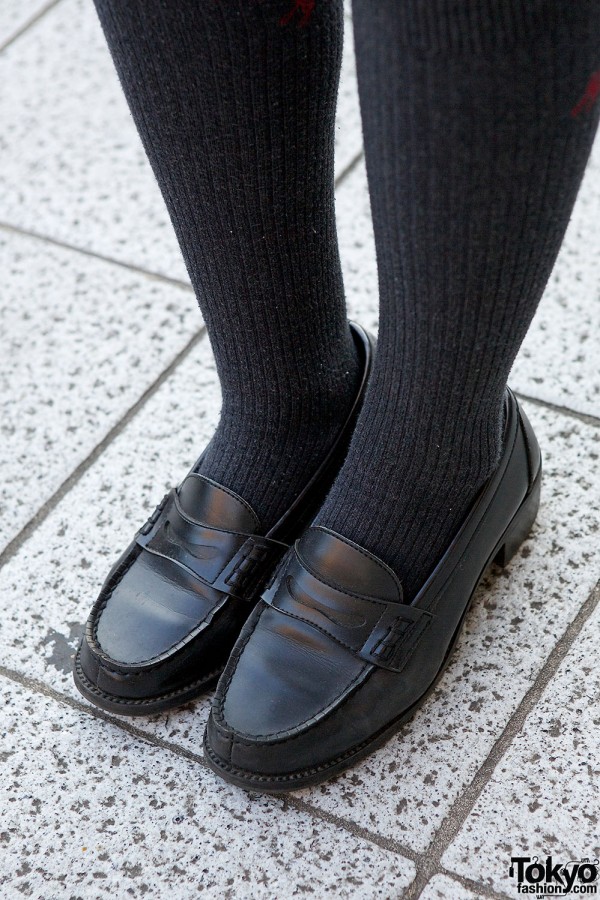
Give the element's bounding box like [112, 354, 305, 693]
[316, 393, 505, 599]
[198, 330, 361, 529]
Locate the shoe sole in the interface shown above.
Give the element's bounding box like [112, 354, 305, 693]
[73, 652, 224, 717]
[203, 468, 542, 792]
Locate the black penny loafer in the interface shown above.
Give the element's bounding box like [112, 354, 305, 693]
[204, 388, 542, 790]
[73, 322, 374, 716]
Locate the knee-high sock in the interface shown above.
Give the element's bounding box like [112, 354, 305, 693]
[93, 0, 359, 529]
[318, 0, 600, 598]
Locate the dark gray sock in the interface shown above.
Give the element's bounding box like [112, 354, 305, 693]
[92, 0, 359, 530]
[318, 0, 600, 599]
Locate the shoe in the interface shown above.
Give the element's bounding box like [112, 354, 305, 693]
[73, 322, 374, 716]
[204, 388, 541, 790]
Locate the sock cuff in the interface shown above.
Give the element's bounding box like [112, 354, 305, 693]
[386, 0, 594, 55]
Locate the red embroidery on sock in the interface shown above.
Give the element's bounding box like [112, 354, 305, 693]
[279, 0, 315, 27]
[571, 70, 600, 118]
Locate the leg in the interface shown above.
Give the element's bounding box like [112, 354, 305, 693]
[318, 0, 600, 599]
[92, 0, 360, 530]
[203, 0, 600, 788]
[75, 0, 372, 715]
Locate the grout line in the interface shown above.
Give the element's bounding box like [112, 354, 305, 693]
[436, 867, 512, 900]
[0, 145, 365, 566]
[0, 0, 62, 54]
[284, 794, 419, 863]
[3, 221, 598, 439]
[0, 326, 206, 572]
[2, 553, 599, 898]
[0, 150, 363, 286]
[0, 222, 194, 293]
[515, 391, 600, 431]
[0, 665, 224, 778]
[0, 663, 416, 864]
[335, 149, 364, 188]
[405, 576, 600, 898]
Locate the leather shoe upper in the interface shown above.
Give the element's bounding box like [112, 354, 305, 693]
[75, 322, 374, 709]
[205, 389, 542, 782]
[78, 475, 287, 700]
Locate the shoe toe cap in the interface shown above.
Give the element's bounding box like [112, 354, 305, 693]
[207, 606, 369, 779]
[95, 552, 210, 665]
[77, 550, 241, 703]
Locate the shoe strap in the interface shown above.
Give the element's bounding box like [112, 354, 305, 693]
[262, 549, 433, 673]
[136, 489, 287, 602]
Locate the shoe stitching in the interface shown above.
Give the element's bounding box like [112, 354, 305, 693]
[306, 526, 403, 595]
[378, 616, 433, 675]
[87, 562, 229, 674]
[212, 606, 268, 721]
[293, 551, 398, 606]
[368, 614, 426, 663]
[74, 651, 223, 707]
[204, 726, 392, 784]
[88, 548, 139, 645]
[204, 596, 464, 779]
[183, 475, 261, 533]
[204, 732, 383, 785]
[216, 614, 431, 743]
[87, 543, 273, 672]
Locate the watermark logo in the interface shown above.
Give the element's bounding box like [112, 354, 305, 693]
[509, 856, 599, 894]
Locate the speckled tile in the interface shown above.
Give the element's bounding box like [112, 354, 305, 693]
[510, 133, 600, 418]
[442, 598, 600, 895]
[336, 133, 600, 420]
[420, 875, 482, 899]
[0, 0, 50, 49]
[0, 0, 362, 280]
[0, 0, 183, 280]
[1, 393, 600, 850]
[287, 405, 600, 852]
[0, 679, 414, 899]
[0, 229, 198, 554]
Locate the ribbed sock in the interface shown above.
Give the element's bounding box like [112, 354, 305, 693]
[93, 0, 359, 530]
[317, 0, 600, 599]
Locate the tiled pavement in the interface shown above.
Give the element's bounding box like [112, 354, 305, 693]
[1, 3, 599, 898]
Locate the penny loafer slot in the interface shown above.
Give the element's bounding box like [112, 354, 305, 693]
[262, 556, 433, 673]
[212, 536, 289, 600]
[359, 602, 433, 672]
[137, 489, 288, 600]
